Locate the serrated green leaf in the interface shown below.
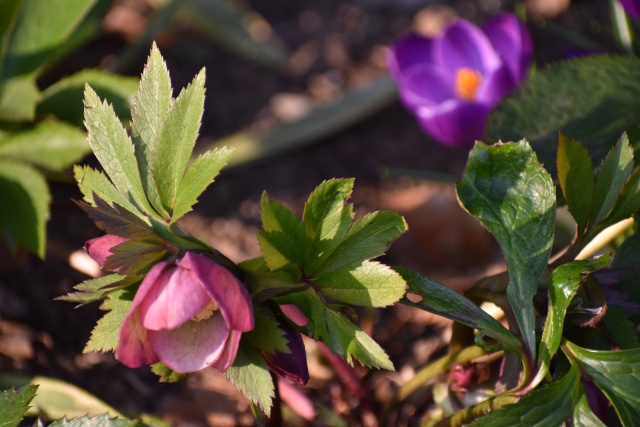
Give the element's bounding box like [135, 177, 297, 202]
[278, 289, 393, 370]
[590, 133, 634, 228]
[602, 305, 640, 349]
[83, 85, 155, 217]
[564, 341, 640, 425]
[534, 256, 611, 386]
[573, 386, 607, 427]
[0, 121, 89, 172]
[469, 363, 579, 426]
[38, 70, 138, 127]
[605, 167, 640, 226]
[239, 257, 305, 300]
[258, 193, 307, 270]
[302, 178, 354, 274]
[171, 146, 235, 222]
[314, 260, 405, 307]
[397, 267, 521, 352]
[130, 43, 172, 219]
[47, 414, 136, 427]
[57, 274, 141, 306]
[257, 231, 303, 275]
[78, 196, 155, 240]
[153, 68, 205, 212]
[557, 134, 594, 234]
[260, 193, 301, 234]
[487, 56, 640, 176]
[84, 288, 134, 353]
[74, 165, 139, 216]
[0, 160, 49, 257]
[150, 363, 188, 383]
[0, 385, 37, 427]
[457, 141, 556, 358]
[313, 210, 407, 276]
[225, 343, 274, 416]
[611, 232, 640, 298]
[243, 307, 289, 354]
[102, 240, 167, 275]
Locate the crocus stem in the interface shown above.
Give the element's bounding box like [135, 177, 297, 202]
[611, 0, 634, 56]
[432, 393, 520, 427]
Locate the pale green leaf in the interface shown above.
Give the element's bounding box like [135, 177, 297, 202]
[590, 133, 634, 227]
[534, 256, 611, 386]
[73, 165, 139, 216]
[257, 230, 302, 275]
[83, 85, 155, 217]
[225, 344, 274, 416]
[0, 77, 39, 121]
[470, 363, 579, 426]
[314, 260, 405, 307]
[0, 120, 89, 172]
[243, 307, 288, 354]
[573, 388, 606, 427]
[302, 178, 355, 275]
[153, 68, 205, 212]
[0, 385, 37, 427]
[84, 288, 134, 353]
[487, 56, 640, 176]
[38, 69, 138, 127]
[56, 274, 141, 306]
[314, 210, 407, 276]
[0, 160, 49, 257]
[47, 414, 136, 427]
[170, 146, 235, 222]
[398, 267, 521, 352]
[557, 133, 594, 234]
[130, 43, 173, 219]
[457, 141, 556, 359]
[150, 363, 188, 383]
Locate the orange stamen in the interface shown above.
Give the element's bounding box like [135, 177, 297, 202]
[455, 68, 483, 101]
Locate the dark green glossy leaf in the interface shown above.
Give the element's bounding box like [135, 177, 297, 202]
[535, 256, 611, 386]
[469, 363, 579, 426]
[602, 305, 639, 349]
[397, 267, 521, 352]
[0, 385, 37, 427]
[557, 133, 593, 234]
[457, 141, 555, 358]
[605, 167, 640, 226]
[0, 159, 49, 257]
[611, 232, 640, 299]
[573, 386, 606, 427]
[487, 56, 640, 176]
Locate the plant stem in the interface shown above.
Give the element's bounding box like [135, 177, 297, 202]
[432, 394, 520, 427]
[610, 0, 634, 56]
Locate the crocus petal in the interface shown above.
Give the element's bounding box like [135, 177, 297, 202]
[415, 100, 490, 147]
[211, 329, 243, 372]
[434, 19, 502, 77]
[476, 65, 514, 105]
[148, 312, 229, 373]
[116, 309, 159, 368]
[85, 235, 129, 268]
[138, 260, 210, 331]
[400, 64, 455, 110]
[483, 13, 532, 84]
[620, 0, 640, 20]
[181, 252, 254, 332]
[387, 34, 433, 79]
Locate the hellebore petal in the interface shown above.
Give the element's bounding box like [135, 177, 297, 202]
[387, 34, 433, 79]
[211, 329, 243, 372]
[148, 312, 230, 373]
[262, 318, 309, 385]
[620, 0, 640, 20]
[415, 100, 491, 147]
[483, 13, 532, 84]
[434, 19, 502, 77]
[85, 235, 129, 269]
[182, 252, 254, 332]
[138, 260, 210, 330]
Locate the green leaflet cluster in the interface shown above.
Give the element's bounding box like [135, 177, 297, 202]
[401, 137, 640, 426]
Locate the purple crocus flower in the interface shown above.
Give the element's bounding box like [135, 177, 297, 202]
[116, 251, 254, 373]
[620, 0, 640, 20]
[387, 13, 532, 147]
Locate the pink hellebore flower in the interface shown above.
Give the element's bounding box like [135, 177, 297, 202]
[387, 13, 532, 147]
[116, 252, 254, 373]
[261, 317, 309, 385]
[620, 0, 640, 20]
[85, 234, 129, 270]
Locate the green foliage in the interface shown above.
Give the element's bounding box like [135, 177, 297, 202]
[47, 414, 137, 427]
[151, 363, 188, 383]
[457, 140, 556, 359]
[557, 133, 594, 234]
[0, 385, 37, 427]
[225, 344, 274, 417]
[487, 56, 640, 175]
[83, 289, 135, 353]
[243, 307, 289, 354]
